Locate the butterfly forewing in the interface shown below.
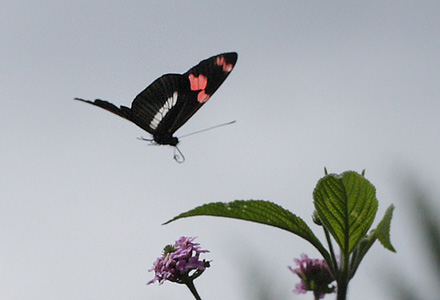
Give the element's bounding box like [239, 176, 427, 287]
[166, 52, 238, 134]
[186, 52, 237, 96]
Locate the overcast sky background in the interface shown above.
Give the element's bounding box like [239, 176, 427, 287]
[2, 1, 440, 299]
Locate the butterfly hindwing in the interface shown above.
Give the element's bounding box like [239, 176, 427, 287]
[130, 74, 186, 135]
[73, 98, 132, 122]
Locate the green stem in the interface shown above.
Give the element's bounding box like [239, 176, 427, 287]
[313, 290, 322, 300]
[323, 226, 338, 275]
[185, 280, 202, 300]
[336, 279, 348, 300]
[336, 252, 350, 300]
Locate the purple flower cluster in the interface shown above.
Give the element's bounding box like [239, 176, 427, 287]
[289, 254, 335, 299]
[148, 236, 210, 285]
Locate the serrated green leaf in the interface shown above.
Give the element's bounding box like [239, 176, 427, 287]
[349, 205, 396, 278]
[313, 171, 378, 254]
[165, 200, 328, 257]
[375, 204, 395, 252]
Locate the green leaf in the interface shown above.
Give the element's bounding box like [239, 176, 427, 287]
[349, 205, 396, 278]
[375, 204, 396, 252]
[313, 171, 378, 254]
[165, 200, 328, 257]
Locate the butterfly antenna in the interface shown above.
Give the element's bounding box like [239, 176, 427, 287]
[173, 146, 185, 163]
[178, 120, 236, 139]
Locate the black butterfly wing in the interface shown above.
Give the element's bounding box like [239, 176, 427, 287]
[75, 75, 184, 142]
[74, 98, 133, 123]
[75, 52, 237, 146]
[167, 52, 238, 134]
[130, 52, 238, 140]
[130, 74, 186, 136]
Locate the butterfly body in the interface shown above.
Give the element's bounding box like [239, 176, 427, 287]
[75, 52, 237, 147]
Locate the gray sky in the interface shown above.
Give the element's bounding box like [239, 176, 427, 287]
[1, 1, 440, 299]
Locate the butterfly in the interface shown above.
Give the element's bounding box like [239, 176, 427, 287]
[75, 52, 237, 161]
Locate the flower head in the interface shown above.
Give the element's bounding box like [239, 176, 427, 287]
[148, 236, 210, 285]
[288, 254, 335, 299]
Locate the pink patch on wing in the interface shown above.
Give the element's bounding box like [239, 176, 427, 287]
[188, 74, 210, 103]
[216, 56, 234, 72]
[189, 74, 208, 91]
[197, 91, 210, 103]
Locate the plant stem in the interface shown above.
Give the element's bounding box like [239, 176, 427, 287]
[336, 252, 350, 300]
[185, 280, 202, 300]
[336, 279, 347, 300]
[323, 226, 338, 275]
[313, 290, 321, 300]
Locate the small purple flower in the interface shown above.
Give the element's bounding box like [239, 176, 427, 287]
[148, 236, 210, 285]
[288, 254, 335, 299]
